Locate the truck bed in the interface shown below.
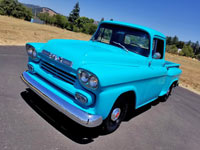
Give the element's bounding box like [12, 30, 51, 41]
[165, 61, 180, 69]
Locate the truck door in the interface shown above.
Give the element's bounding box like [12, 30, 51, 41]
[145, 37, 167, 101]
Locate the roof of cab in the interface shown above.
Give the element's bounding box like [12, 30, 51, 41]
[101, 21, 166, 39]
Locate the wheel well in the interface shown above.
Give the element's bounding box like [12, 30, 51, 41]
[117, 91, 136, 114]
[173, 80, 178, 87]
[171, 80, 178, 88]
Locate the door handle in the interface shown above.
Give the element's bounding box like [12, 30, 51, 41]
[148, 61, 151, 67]
[163, 63, 166, 67]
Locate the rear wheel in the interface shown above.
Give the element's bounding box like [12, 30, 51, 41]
[102, 98, 128, 134]
[160, 85, 173, 102]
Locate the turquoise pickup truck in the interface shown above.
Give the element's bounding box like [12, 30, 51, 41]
[21, 21, 182, 133]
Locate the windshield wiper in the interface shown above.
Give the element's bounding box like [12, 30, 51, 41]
[112, 41, 128, 52]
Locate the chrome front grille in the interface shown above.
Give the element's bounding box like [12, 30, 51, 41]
[40, 61, 76, 85]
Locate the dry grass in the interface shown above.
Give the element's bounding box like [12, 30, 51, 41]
[0, 15, 91, 45]
[0, 15, 200, 94]
[165, 53, 200, 94]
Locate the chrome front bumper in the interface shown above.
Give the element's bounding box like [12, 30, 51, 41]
[21, 72, 103, 127]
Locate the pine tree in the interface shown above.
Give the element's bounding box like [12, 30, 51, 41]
[166, 36, 172, 45]
[68, 2, 80, 23]
[194, 41, 200, 55]
[187, 40, 192, 46]
[100, 17, 104, 22]
[172, 36, 178, 45]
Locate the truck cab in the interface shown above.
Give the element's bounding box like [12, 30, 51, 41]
[21, 21, 182, 133]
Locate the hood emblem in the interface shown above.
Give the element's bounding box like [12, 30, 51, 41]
[42, 50, 73, 67]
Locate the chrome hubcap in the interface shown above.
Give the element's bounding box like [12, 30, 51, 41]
[111, 108, 121, 121]
[167, 89, 170, 95]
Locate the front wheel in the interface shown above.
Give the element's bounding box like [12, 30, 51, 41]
[101, 98, 128, 134]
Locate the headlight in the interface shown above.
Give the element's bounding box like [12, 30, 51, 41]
[80, 71, 89, 83]
[78, 69, 99, 90]
[89, 76, 98, 88]
[32, 50, 37, 58]
[26, 44, 37, 59]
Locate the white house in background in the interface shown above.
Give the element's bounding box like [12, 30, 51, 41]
[178, 48, 182, 53]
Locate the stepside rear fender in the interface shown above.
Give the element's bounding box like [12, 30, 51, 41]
[159, 67, 182, 96]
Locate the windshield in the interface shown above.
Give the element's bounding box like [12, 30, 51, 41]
[92, 23, 150, 57]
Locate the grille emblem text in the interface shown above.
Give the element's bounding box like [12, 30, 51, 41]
[42, 50, 72, 67]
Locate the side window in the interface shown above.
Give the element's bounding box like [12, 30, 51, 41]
[97, 28, 104, 41]
[97, 28, 112, 44]
[152, 38, 164, 59]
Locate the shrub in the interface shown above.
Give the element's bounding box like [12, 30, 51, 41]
[75, 17, 94, 29]
[72, 25, 79, 32]
[179, 45, 194, 57]
[166, 45, 178, 54]
[54, 14, 68, 29]
[0, 0, 32, 21]
[195, 54, 200, 60]
[82, 23, 97, 35]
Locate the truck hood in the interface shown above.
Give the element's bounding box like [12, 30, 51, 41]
[41, 39, 147, 70]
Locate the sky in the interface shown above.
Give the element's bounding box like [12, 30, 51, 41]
[19, 0, 200, 43]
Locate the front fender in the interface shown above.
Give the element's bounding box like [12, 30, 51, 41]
[26, 42, 45, 53]
[95, 84, 137, 119]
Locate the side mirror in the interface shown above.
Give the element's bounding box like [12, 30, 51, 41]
[153, 52, 161, 59]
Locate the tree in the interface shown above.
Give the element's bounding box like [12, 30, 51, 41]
[196, 54, 200, 60]
[54, 14, 68, 28]
[166, 36, 172, 45]
[49, 15, 57, 25]
[198, 47, 200, 55]
[176, 41, 185, 49]
[0, 0, 17, 16]
[38, 13, 68, 28]
[172, 35, 178, 45]
[68, 2, 80, 23]
[191, 42, 195, 49]
[75, 16, 94, 30]
[0, 0, 4, 14]
[38, 13, 51, 24]
[187, 40, 192, 46]
[193, 41, 200, 55]
[110, 18, 113, 21]
[82, 23, 97, 35]
[0, 0, 32, 21]
[179, 45, 194, 57]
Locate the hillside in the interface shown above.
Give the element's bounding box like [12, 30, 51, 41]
[0, 15, 199, 94]
[0, 15, 90, 45]
[23, 3, 58, 16]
